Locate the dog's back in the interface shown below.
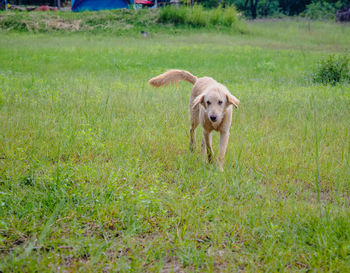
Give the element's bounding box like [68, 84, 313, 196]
[191, 77, 218, 98]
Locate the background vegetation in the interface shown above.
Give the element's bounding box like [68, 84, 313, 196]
[0, 8, 349, 273]
[4, 0, 350, 19]
[0, 7, 246, 33]
[313, 54, 350, 84]
[196, 0, 350, 19]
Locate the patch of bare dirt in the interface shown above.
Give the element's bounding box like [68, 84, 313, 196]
[161, 256, 184, 273]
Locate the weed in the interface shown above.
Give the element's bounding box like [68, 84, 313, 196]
[209, 5, 221, 26]
[313, 54, 350, 85]
[222, 5, 238, 27]
[159, 6, 187, 25]
[303, 1, 338, 20]
[188, 4, 207, 27]
[158, 4, 242, 30]
[0, 7, 243, 33]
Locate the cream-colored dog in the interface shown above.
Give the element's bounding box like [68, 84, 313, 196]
[149, 69, 239, 171]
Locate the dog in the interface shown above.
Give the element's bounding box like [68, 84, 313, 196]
[149, 70, 239, 171]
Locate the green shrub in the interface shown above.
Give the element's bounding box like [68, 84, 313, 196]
[1, 7, 244, 33]
[0, 12, 28, 31]
[188, 4, 207, 27]
[159, 4, 242, 30]
[209, 5, 221, 25]
[313, 55, 350, 85]
[304, 1, 338, 20]
[222, 5, 238, 27]
[158, 6, 187, 25]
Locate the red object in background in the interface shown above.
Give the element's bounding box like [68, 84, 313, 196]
[134, 0, 153, 4]
[40, 5, 58, 11]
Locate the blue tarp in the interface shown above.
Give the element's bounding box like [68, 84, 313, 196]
[72, 0, 132, 12]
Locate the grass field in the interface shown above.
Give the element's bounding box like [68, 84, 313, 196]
[0, 18, 350, 272]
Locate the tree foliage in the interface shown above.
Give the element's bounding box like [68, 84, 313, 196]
[195, 0, 350, 19]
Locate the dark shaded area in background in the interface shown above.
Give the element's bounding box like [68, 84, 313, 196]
[7, 0, 68, 6]
[3, 0, 350, 20]
[198, 0, 350, 19]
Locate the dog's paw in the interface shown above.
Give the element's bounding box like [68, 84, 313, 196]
[217, 159, 224, 171]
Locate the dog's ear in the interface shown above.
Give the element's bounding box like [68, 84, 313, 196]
[193, 94, 205, 109]
[226, 94, 240, 109]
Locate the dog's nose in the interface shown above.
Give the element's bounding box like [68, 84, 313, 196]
[210, 115, 217, 122]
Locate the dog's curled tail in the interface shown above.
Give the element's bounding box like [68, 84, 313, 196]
[149, 69, 197, 87]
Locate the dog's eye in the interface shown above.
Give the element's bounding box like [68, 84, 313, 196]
[218, 100, 223, 105]
[207, 101, 211, 105]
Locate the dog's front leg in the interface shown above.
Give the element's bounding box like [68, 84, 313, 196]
[190, 124, 197, 152]
[203, 130, 214, 164]
[201, 138, 207, 162]
[217, 131, 230, 171]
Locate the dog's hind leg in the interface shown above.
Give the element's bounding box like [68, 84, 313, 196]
[201, 138, 206, 162]
[217, 132, 230, 171]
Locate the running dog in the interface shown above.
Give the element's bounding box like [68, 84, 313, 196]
[149, 69, 239, 171]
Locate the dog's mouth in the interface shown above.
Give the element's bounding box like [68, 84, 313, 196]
[209, 118, 222, 129]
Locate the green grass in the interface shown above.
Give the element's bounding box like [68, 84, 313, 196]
[159, 4, 242, 30]
[0, 7, 245, 34]
[0, 9, 161, 34]
[0, 19, 349, 272]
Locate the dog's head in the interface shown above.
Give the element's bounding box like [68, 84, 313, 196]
[193, 86, 239, 125]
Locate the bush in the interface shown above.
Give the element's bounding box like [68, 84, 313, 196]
[158, 5, 187, 25]
[0, 7, 244, 33]
[208, 5, 221, 25]
[0, 12, 28, 31]
[159, 4, 243, 30]
[256, 0, 282, 18]
[304, 1, 338, 20]
[313, 55, 350, 85]
[222, 5, 238, 27]
[188, 4, 207, 27]
[0, 9, 160, 32]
